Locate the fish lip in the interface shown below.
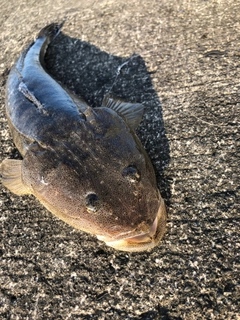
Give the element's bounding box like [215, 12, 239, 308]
[97, 198, 167, 252]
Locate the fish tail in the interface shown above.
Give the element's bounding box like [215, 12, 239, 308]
[37, 21, 65, 41]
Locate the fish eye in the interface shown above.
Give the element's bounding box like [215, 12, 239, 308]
[122, 165, 141, 183]
[85, 193, 100, 213]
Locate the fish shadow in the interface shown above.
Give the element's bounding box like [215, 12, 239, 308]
[45, 32, 171, 204]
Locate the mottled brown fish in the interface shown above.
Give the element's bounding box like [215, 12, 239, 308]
[1, 23, 167, 252]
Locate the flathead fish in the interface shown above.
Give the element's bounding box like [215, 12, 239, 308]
[1, 23, 166, 252]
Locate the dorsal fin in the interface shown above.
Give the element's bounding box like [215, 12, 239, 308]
[102, 94, 145, 130]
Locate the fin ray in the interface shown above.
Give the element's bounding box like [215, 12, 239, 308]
[0, 159, 31, 195]
[37, 21, 65, 40]
[102, 94, 145, 130]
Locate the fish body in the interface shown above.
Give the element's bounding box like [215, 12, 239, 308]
[1, 23, 166, 252]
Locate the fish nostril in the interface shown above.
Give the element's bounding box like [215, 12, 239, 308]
[122, 165, 141, 183]
[85, 193, 100, 213]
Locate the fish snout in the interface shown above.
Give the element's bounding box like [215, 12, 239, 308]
[97, 198, 167, 252]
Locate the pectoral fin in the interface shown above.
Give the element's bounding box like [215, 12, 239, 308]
[0, 159, 31, 195]
[102, 94, 145, 130]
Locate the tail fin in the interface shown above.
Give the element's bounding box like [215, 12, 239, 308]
[37, 21, 65, 41]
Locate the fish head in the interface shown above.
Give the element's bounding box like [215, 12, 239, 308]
[22, 106, 166, 252]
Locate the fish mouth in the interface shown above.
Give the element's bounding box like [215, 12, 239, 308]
[97, 198, 167, 252]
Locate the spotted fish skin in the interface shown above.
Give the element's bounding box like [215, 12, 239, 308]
[1, 23, 167, 252]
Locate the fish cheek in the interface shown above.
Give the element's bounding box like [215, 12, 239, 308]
[21, 146, 54, 191]
[21, 155, 78, 226]
[20, 150, 103, 234]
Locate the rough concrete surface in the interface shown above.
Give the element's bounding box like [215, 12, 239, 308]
[0, 0, 239, 319]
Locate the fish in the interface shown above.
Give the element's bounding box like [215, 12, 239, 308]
[0, 23, 167, 252]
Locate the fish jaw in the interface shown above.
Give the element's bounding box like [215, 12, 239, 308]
[96, 198, 167, 252]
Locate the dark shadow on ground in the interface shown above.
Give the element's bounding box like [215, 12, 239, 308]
[45, 31, 171, 203]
